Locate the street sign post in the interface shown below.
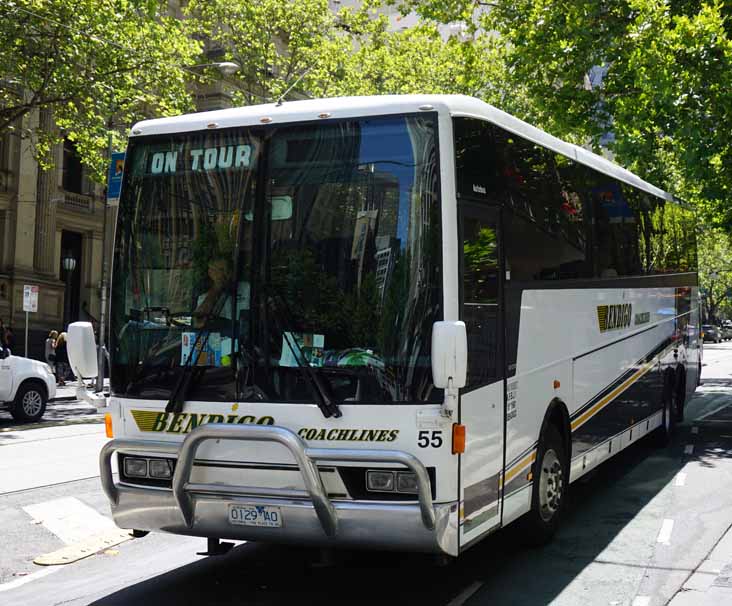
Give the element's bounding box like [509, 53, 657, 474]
[97, 151, 124, 391]
[22, 284, 38, 357]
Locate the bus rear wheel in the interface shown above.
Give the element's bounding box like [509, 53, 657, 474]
[520, 425, 568, 545]
[675, 369, 686, 423]
[654, 371, 677, 447]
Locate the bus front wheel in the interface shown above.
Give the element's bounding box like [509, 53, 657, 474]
[520, 424, 568, 545]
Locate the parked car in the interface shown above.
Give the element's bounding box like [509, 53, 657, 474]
[722, 321, 732, 340]
[0, 345, 56, 421]
[702, 324, 723, 343]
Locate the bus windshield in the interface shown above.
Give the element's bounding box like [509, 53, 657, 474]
[110, 114, 443, 404]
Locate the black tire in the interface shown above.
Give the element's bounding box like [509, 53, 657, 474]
[675, 369, 686, 423]
[520, 424, 568, 545]
[131, 529, 149, 538]
[10, 381, 47, 422]
[698, 359, 702, 387]
[653, 371, 677, 447]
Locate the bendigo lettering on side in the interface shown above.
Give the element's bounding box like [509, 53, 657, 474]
[597, 303, 632, 333]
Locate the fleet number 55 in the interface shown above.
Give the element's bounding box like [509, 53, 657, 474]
[417, 430, 443, 448]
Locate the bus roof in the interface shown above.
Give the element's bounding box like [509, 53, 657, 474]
[129, 94, 675, 204]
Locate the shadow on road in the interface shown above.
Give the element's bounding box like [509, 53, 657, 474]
[0, 400, 101, 432]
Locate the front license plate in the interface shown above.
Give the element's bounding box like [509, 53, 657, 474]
[228, 504, 283, 528]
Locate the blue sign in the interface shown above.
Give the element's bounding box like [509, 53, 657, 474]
[107, 151, 125, 205]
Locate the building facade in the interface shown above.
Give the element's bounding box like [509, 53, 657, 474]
[0, 109, 109, 359]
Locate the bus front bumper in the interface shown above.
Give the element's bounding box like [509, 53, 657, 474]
[100, 424, 458, 555]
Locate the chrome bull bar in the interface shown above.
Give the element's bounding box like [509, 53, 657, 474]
[100, 424, 436, 538]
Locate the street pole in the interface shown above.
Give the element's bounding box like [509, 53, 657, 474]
[63, 264, 72, 329]
[95, 124, 112, 393]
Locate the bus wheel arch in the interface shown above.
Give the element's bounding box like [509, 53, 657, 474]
[539, 398, 572, 463]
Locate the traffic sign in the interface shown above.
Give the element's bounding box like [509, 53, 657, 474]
[23, 284, 38, 313]
[22, 284, 38, 357]
[107, 152, 125, 206]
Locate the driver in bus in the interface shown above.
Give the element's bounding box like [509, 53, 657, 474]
[192, 254, 250, 365]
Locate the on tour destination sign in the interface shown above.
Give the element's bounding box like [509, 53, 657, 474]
[150, 144, 252, 175]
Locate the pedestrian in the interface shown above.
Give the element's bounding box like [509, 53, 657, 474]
[4, 324, 14, 353]
[55, 331, 71, 385]
[45, 330, 58, 376]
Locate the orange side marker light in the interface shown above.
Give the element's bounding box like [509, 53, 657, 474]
[452, 423, 466, 454]
[553, 379, 561, 389]
[105, 413, 114, 438]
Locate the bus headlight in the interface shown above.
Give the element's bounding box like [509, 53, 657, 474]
[366, 470, 395, 492]
[149, 459, 173, 479]
[396, 472, 419, 494]
[124, 458, 148, 478]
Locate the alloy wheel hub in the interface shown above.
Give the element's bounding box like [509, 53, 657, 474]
[539, 448, 563, 521]
[22, 391, 42, 416]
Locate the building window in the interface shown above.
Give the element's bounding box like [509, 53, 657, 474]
[62, 139, 83, 194]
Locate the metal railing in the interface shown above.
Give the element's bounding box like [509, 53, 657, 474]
[60, 191, 94, 213]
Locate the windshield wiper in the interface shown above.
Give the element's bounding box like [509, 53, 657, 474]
[267, 293, 342, 419]
[165, 289, 231, 414]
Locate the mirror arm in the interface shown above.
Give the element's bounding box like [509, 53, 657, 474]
[441, 377, 459, 419]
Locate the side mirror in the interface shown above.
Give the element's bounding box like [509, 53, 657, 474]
[0, 347, 8, 359]
[68, 322, 98, 379]
[431, 321, 467, 390]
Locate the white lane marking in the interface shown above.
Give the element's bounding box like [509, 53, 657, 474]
[657, 519, 675, 545]
[446, 581, 484, 606]
[0, 566, 62, 592]
[674, 472, 687, 487]
[684, 444, 694, 455]
[697, 402, 731, 421]
[691, 426, 699, 434]
[632, 597, 651, 606]
[23, 497, 116, 545]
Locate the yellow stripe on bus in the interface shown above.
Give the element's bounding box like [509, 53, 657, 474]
[501, 450, 536, 487]
[570, 361, 655, 431]
[495, 350, 665, 496]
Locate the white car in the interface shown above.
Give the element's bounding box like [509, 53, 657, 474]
[0, 345, 57, 422]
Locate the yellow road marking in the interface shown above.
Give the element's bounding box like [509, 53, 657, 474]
[34, 529, 134, 566]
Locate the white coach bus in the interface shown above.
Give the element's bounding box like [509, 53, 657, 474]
[93, 95, 699, 557]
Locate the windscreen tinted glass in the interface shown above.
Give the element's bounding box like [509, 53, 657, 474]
[110, 114, 442, 403]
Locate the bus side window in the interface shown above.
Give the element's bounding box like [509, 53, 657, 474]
[461, 212, 499, 388]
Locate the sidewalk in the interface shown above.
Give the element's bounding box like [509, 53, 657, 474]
[52, 379, 109, 402]
[669, 522, 732, 605]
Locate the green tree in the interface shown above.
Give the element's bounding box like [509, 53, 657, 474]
[185, 0, 342, 104]
[698, 228, 732, 322]
[0, 0, 200, 180]
[185, 0, 509, 102]
[398, 0, 732, 225]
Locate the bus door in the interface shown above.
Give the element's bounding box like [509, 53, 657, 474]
[457, 202, 505, 546]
